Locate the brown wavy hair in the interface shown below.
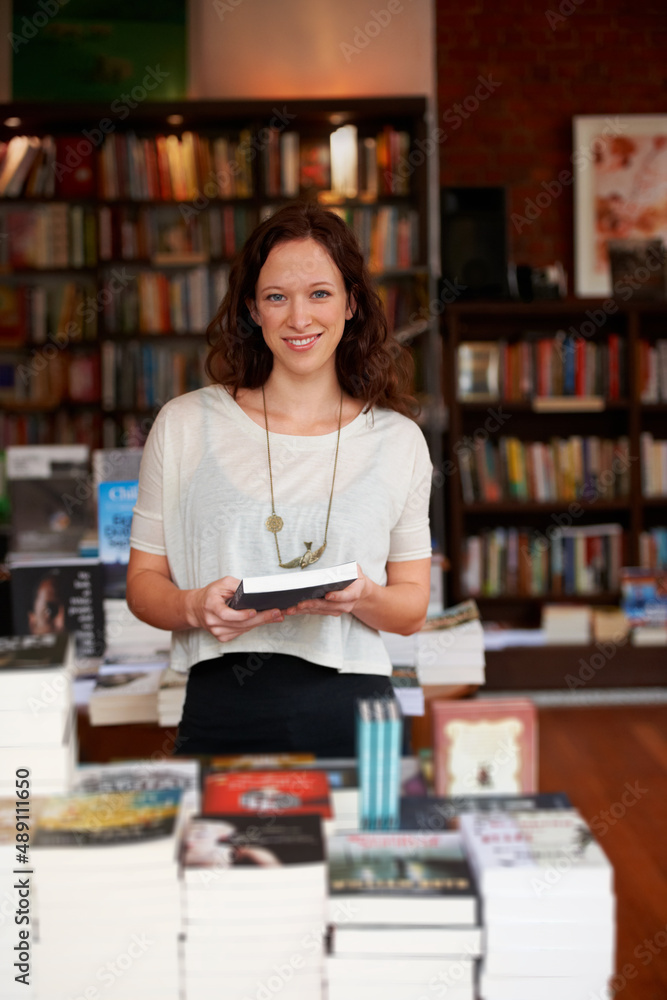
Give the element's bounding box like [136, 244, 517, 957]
[205, 201, 417, 418]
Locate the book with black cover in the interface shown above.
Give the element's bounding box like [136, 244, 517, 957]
[227, 561, 358, 611]
[399, 792, 572, 832]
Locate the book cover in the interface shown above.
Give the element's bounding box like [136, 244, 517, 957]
[10, 558, 105, 659]
[227, 561, 357, 612]
[33, 788, 182, 847]
[432, 697, 537, 797]
[97, 480, 138, 599]
[182, 813, 325, 868]
[6, 444, 92, 555]
[328, 830, 475, 905]
[0, 631, 70, 670]
[399, 791, 572, 832]
[202, 770, 332, 819]
[458, 808, 614, 895]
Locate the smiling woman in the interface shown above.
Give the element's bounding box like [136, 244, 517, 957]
[126, 201, 434, 757]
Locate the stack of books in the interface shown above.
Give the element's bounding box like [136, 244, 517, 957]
[0, 633, 76, 796]
[87, 657, 166, 726]
[381, 600, 485, 686]
[32, 786, 185, 1000]
[326, 830, 481, 1000]
[355, 697, 403, 830]
[180, 813, 327, 1000]
[459, 808, 616, 1000]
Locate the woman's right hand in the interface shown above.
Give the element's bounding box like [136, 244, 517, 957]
[184, 576, 284, 642]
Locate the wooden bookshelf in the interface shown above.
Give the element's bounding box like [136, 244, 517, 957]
[443, 298, 667, 626]
[0, 98, 444, 552]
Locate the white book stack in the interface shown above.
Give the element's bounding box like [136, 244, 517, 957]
[327, 830, 481, 1000]
[381, 600, 485, 686]
[31, 786, 185, 1000]
[0, 634, 76, 797]
[459, 809, 616, 1000]
[181, 813, 327, 1000]
[87, 662, 165, 726]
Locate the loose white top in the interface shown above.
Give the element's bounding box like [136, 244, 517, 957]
[130, 385, 433, 675]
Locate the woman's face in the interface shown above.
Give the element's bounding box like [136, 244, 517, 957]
[248, 237, 354, 382]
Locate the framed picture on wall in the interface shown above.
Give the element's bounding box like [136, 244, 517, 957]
[573, 114, 667, 297]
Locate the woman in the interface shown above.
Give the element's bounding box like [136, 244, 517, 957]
[126, 201, 433, 757]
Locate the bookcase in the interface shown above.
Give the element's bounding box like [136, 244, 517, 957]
[0, 98, 445, 547]
[443, 299, 667, 627]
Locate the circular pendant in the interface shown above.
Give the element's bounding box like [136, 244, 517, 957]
[265, 513, 284, 534]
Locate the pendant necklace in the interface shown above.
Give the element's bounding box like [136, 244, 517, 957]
[262, 385, 343, 570]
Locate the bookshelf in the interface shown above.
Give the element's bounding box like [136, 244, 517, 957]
[0, 98, 445, 547]
[0, 98, 440, 434]
[443, 299, 667, 626]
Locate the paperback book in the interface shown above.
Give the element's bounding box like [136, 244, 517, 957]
[327, 829, 478, 925]
[9, 557, 105, 659]
[202, 769, 333, 820]
[227, 561, 357, 611]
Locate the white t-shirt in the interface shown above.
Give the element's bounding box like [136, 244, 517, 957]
[130, 385, 433, 675]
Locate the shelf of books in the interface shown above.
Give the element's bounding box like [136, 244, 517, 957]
[443, 299, 667, 627]
[0, 99, 441, 468]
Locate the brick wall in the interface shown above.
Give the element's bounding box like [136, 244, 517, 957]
[435, 0, 667, 288]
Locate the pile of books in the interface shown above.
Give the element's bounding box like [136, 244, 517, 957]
[181, 813, 327, 1000]
[356, 697, 403, 830]
[0, 633, 76, 797]
[32, 784, 186, 1000]
[326, 829, 481, 1000]
[460, 808, 616, 1000]
[381, 599, 485, 686]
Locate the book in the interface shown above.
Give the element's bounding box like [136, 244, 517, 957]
[6, 444, 92, 555]
[227, 561, 358, 611]
[202, 769, 332, 820]
[332, 923, 483, 957]
[327, 830, 478, 925]
[432, 697, 537, 797]
[32, 787, 183, 861]
[459, 808, 614, 896]
[88, 662, 165, 726]
[9, 557, 105, 660]
[399, 791, 572, 832]
[97, 479, 138, 598]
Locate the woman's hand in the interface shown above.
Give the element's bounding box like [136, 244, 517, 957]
[185, 576, 284, 642]
[284, 564, 373, 619]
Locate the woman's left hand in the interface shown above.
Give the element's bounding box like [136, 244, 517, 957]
[284, 563, 373, 618]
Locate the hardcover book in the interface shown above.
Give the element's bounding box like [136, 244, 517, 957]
[432, 697, 537, 797]
[227, 561, 358, 611]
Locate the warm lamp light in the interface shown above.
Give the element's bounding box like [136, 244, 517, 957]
[330, 124, 358, 199]
[4, 117, 22, 128]
[166, 114, 184, 126]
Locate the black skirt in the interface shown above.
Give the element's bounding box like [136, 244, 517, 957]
[174, 650, 393, 758]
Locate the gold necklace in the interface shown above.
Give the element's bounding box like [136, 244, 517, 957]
[262, 386, 343, 570]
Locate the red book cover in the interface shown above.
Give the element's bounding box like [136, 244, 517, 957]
[202, 769, 332, 819]
[432, 697, 537, 797]
[0, 285, 26, 345]
[54, 136, 96, 198]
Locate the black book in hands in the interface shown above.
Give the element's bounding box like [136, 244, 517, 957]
[227, 561, 358, 612]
